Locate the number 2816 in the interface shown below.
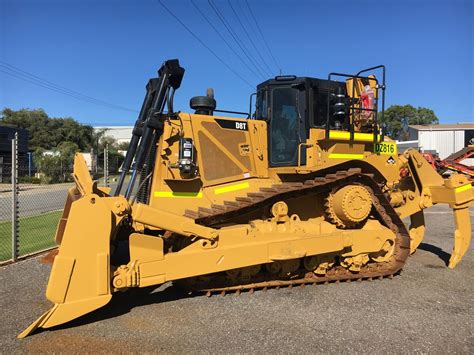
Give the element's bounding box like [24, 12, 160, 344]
[374, 143, 396, 155]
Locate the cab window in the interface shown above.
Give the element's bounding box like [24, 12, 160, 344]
[256, 90, 268, 120]
[269, 87, 299, 165]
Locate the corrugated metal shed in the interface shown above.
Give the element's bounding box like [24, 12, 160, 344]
[409, 123, 474, 131]
[408, 124, 474, 159]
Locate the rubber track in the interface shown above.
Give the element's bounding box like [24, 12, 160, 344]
[181, 168, 411, 294]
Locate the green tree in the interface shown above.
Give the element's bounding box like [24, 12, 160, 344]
[0, 108, 94, 151]
[381, 105, 439, 140]
[116, 141, 130, 151]
[94, 136, 126, 174]
[99, 135, 118, 151]
[91, 128, 107, 153]
[33, 142, 79, 183]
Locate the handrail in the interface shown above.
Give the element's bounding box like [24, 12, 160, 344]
[325, 65, 386, 144]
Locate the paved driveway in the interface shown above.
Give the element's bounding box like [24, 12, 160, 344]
[0, 182, 118, 221]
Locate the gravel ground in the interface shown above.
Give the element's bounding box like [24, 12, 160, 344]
[1, 204, 473, 353]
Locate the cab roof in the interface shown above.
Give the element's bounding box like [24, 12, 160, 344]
[256, 76, 345, 93]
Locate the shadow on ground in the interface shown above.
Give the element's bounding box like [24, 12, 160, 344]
[36, 284, 197, 335]
[418, 242, 451, 266]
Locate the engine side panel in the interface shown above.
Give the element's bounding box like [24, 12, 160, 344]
[148, 113, 271, 216]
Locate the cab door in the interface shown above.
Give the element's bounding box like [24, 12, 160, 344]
[269, 86, 307, 167]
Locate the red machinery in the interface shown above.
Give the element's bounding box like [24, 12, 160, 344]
[400, 146, 473, 184]
[442, 145, 474, 183]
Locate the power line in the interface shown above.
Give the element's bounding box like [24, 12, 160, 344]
[237, 0, 271, 67]
[190, 0, 261, 81]
[157, 0, 254, 89]
[244, 0, 281, 74]
[1, 67, 138, 113]
[1, 68, 136, 114]
[208, 0, 267, 80]
[208, 0, 268, 79]
[227, 0, 274, 77]
[0, 61, 138, 113]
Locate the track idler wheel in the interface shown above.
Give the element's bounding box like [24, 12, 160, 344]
[326, 184, 372, 228]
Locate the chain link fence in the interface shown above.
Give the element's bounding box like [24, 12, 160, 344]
[0, 134, 113, 264]
[0, 153, 13, 262]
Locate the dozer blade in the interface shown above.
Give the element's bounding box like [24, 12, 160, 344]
[449, 206, 472, 268]
[18, 297, 111, 339]
[18, 194, 118, 338]
[18, 306, 59, 339]
[19, 154, 128, 338]
[55, 154, 112, 245]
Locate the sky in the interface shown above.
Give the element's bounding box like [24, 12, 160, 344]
[0, 0, 472, 126]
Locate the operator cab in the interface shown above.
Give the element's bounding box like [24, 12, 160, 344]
[256, 76, 346, 166]
[255, 66, 385, 167]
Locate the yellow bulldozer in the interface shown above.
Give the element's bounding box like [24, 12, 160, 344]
[19, 60, 472, 338]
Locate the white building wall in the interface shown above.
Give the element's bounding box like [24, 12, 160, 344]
[94, 126, 133, 144]
[418, 130, 465, 159]
[396, 140, 419, 153]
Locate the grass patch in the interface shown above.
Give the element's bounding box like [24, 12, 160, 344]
[0, 211, 61, 262]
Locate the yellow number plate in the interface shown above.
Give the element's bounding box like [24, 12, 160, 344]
[374, 142, 397, 155]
